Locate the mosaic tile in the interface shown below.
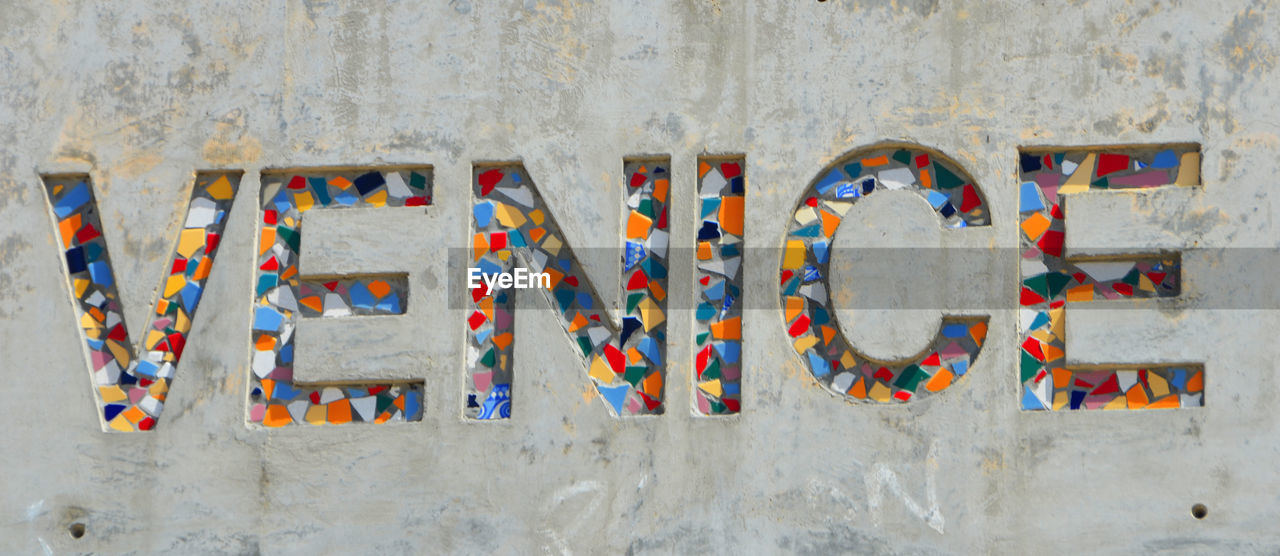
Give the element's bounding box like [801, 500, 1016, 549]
[249, 169, 430, 427]
[1017, 147, 1204, 411]
[467, 162, 669, 418]
[694, 158, 745, 415]
[43, 173, 240, 432]
[781, 148, 990, 404]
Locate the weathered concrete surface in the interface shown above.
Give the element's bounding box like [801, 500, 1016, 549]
[2, 1, 1279, 553]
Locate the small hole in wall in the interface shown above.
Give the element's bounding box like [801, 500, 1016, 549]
[1191, 504, 1208, 519]
[68, 522, 86, 539]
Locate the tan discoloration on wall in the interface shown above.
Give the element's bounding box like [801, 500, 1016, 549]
[1020, 127, 1054, 141]
[114, 152, 164, 179]
[1144, 52, 1187, 89]
[201, 110, 261, 165]
[1097, 46, 1141, 73]
[980, 452, 1006, 474]
[514, 1, 590, 86]
[53, 146, 97, 170]
[1221, 3, 1277, 75]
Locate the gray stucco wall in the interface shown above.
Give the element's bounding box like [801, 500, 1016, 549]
[2, 1, 1278, 553]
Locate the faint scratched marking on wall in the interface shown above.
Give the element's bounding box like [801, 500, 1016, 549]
[794, 439, 945, 535]
[540, 480, 607, 554]
[864, 440, 944, 534]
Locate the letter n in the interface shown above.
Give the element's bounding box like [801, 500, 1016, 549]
[467, 161, 670, 418]
[42, 172, 241, 432]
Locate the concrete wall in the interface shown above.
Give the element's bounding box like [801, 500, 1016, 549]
[2, 0, 1278, 553]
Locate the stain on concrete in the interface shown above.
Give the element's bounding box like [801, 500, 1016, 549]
[202, 109, 261, 165]
[1220, 2, 1276, 77]
[1144, 51, 1187, 89]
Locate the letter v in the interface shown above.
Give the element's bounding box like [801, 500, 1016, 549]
[41, 172, 241, 432]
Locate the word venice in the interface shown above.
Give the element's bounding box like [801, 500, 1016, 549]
[41, 142, 1207, 432]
